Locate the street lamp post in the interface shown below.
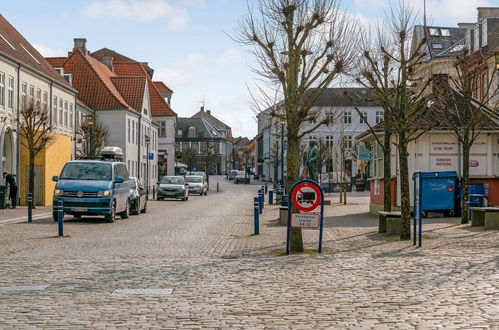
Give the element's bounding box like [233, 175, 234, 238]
[280, 119, 285, 187]
[145, 135, 150, 200]
[84, 114, 94, 157]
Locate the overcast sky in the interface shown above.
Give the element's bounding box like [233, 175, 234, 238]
[2, 0, 496, 138]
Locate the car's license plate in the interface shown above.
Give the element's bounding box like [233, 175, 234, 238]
[72, 207, 87, 212]
[165, 192, 176, 196]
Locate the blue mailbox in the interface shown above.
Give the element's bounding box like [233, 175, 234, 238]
[419, 171, 457, 211]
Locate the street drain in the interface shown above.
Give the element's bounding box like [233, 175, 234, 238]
[112, 288, 173, 295]
[0, 285, 50, 292]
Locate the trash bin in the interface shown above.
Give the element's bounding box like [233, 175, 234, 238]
[0, 185, 7, 209]
[469, 183, 485, 197]
[467, 194, 485, 221]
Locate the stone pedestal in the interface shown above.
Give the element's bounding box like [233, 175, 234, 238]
[471, 209, 485, 226]
[279, 206, 288, 226]
[386, 218, 402, 236]
[484, 213, 499, 230]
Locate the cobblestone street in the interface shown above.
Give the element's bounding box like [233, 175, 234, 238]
[0, 176, 498, 329]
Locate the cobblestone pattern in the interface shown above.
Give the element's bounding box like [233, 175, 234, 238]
[0, 176, 497, 328]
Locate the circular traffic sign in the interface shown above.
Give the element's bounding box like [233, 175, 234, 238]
[291, 181, 322, 212]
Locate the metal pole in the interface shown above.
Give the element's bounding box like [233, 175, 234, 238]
[318, 188, 325, 253]
[285, 193, 291, 255]
[27, 193, 32, 223]
[269, 190, 273, 205]
[146, 142, 149, 200]
[418, 177, 423, 248]
[413, 173, 417, 246]
[217, 182, 219, 192]
[253, 197, 260, 235]
[258, 190, 263, 214]
[281, 122, 284, 187]
[57, 200, 64, 237]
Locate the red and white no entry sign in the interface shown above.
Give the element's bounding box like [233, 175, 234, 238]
[291, 181, 322, 212]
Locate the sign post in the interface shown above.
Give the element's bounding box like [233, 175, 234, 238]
[286, 180, 325, 255]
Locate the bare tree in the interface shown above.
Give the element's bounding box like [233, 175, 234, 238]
[75, 117, 109, 157]
[16, 101, 55, 206]
[436, 51, 499, 223]
[180, 146, 198, 172]
[356, 3, 438, 240]
[236, 0, 357, 252]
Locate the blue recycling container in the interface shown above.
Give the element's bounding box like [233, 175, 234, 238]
[468, 194, 485, 207]
[420, 171, 457, 211]
[469, 183, 485, 197]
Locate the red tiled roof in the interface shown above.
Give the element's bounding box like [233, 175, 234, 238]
[0, 14, 73, 89]
[91, 48, 154, 77]
[154, 81, 173, 94]
[110, 76, 146, 112]
[113, 61, 176, 117]
[45, 57, 67, 68]
[60, 50, 132, 110]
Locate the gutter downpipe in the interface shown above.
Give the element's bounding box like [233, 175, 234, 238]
[138, 114, 142, 181]
[16, 63, 20, 205]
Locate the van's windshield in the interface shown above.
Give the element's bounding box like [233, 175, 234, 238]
[60, 163, 112, 181]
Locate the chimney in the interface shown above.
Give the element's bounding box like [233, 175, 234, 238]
[102, 55, 114, 72]
[207, 110, 211, 115]
[73, 38, 88, 55]
[200, 106, 205, 112]
[458, 23, 474, 30]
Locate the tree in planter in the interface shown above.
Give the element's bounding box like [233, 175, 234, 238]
[16, 101, 56, 207]
[180, 146, 198, 172]
[356, 3, 439, 240]
[236, 0, 357, 252]
[436, 52, 499, 223]
[75, 117, 109, 158]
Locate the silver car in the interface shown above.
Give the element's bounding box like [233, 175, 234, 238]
[185, 175, 208, 196]
[157, 176, 189, 201]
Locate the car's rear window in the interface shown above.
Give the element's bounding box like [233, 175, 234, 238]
[161, 177, 184, 185]
[60, 163, 112, 181]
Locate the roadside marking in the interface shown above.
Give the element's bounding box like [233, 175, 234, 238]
[0, 285, 50, 292]
[112, 288, 173, 295]
[0, 212, 52, 225]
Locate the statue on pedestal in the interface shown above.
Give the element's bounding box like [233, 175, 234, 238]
[306, 139, 319, 181]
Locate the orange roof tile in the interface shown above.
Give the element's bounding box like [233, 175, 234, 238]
[154, 81, 173, 94]
[113, 61, 176, 117]
[110, 76, 146, 112]
[45, 57, 67, 68]
[0, 14, 73, 89]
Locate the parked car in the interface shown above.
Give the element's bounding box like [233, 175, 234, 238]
[187, 171, 207, 181]
[157, 176, 189, 201]
[129, 177, 147, 215]
[185, 175, 208, 196]
[228, 170, 238, 180]
[234, 171, 250, 184]
[52, 147, 130, 223]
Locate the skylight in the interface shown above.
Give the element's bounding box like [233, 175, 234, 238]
[440, 29, 450, 37]
[432, 43, 443, 49]
[429, 28, 439, 36]
[20, 44, 40, 64]
[0, 33, 15, 50]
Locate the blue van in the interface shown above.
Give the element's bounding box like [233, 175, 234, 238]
[52, 149, 131, 223]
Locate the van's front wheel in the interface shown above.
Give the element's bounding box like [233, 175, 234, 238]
[120, 201, 129, 219]
[105, 202, 116, 223]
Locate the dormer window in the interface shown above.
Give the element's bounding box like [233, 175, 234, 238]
[143, 108, 148, 115]
[440, 29, 450, 37]
[429, 28, 439, 36]
[188, 126, 196, 138]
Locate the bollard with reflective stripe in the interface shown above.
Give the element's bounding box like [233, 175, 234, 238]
[269, 190, 273, 205]
[27, 193, 33, 223]
[57, 200, 64, 237]
[258, 190, 263, 214]
[265, 183, 268, 194]
[217, 182, 219, 192]
[260, 189, 265, 210]
[253, 197, 260, 235]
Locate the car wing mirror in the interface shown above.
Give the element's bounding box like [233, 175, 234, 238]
[52, 175, 59, 182]
[115, 176, 125, 184]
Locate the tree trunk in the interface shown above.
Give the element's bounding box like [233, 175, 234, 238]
[29, 153, 35, 209]
[398, 135, 410, 240]
[461, 142, 470, 224]
[383, 132, 392, 212]
[286, 129, 303, 253]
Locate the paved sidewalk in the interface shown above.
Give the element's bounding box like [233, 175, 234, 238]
[0, 205, 52, 222]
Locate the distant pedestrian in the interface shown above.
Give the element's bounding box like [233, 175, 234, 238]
[3, 171, 17, 208]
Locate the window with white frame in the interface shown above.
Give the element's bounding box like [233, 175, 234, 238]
[159, 121, 166, 137]
[344, 111, 352, 124]
[7, 76, 13, 109]
[36, 88, 41, 108]
[42, 91, 48, 111]
[326, 110, 334, 124]
[21, 82, 26, 108]
[375, 111, 384, 124]
[29, 85, 34, 103]
[132, 121, 135, 144]
[127, 119, 131, 143]
[359, 111, 368, 124]
[326, 135, 334, 150]
[344, 135, 353, 149]
[59, 98, 63, 125]
[64, 100, 68, 127]
[69, 103, 74, 128]
[52, 96, 57, 125]
[0, 72, 4, 108]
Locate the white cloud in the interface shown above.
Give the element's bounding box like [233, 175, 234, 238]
[32, 44, 66, 57]
[81, 0, 195, 29]
[154, 52, 204, 88]
[216, 48, 243, 67]
[412, 0, 493, 25]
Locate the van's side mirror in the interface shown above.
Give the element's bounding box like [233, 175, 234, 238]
[185, 183, 189, 186]
[115, 176, 125, 184]
[52, 176, 59, 182]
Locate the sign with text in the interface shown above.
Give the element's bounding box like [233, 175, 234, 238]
[291, 213, 320, 229]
